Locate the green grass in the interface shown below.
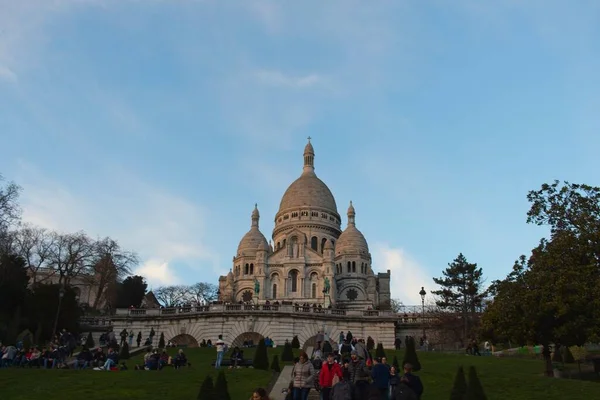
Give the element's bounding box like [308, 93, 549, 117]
[0, 348, 598, 400]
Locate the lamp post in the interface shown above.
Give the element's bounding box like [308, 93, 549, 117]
[52, 285, 66, 342]
[419, 286, 426, 338]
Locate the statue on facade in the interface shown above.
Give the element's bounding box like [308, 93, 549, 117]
[324, 277, 331, 294]
[254, 278, 260, 295]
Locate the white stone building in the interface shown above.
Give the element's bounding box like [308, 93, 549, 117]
[219, 139, 391, 310]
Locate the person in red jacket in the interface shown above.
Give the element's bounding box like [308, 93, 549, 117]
[319, 352, 343, 400]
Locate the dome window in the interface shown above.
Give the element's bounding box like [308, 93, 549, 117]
[289, 270, 298, 292]
[321, 238, 327, 254]
[321, 213, 327, 219]
[311, 236, 318, 251]
[250, 264, 254, 274]
[283, 214, 289, 220]
[311, 211, 318, 217]
[347, 262, 351, 273]
[352, 261, 356, 273]
[245, 263, 249, 275]
[292, 212, 298, 218]
[301, 211, 308, 217]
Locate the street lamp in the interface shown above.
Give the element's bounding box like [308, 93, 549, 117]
[419, 286, 426, 338]
[52, 285, 66, 342]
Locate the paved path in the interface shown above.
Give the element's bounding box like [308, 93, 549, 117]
[270, 365, 293, 400]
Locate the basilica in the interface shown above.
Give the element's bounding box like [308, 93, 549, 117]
[218, 139, 391, 310]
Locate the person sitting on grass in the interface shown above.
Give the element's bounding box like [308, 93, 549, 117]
[75, 347, 92, 370]
[43, 346, 59, 369]
[173, 349, 188, 369]
[92, 348, 106, 368]
[96, 348, 118, 370]
[230, 346, 244, 369]
[159, 350, 169, 369]
[145, 349, 160, 370]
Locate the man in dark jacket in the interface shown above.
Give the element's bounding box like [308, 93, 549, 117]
[347, 350, 370, 399]
[371, 357, 390, 399]
[401, 363, 423, 399]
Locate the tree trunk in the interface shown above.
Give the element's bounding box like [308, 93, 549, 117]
[542, 344, 553, 377]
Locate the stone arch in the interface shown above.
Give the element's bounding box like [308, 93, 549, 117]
[169, 334, 199, 348]
[231, 332, 265, 348]
[288, 269, 299, 293]
[340, 285, 366, 301]
[225, 318, 274, 346]
[302, 333, 338, 352]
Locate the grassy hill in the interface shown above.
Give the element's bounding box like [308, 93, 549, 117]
[0, 347, 598, 400]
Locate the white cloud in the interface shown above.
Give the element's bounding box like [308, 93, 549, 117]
[134, 259, 180, 288]
[255, 70, 323, 89]
[0, 65, 17, 83]
[15, 162, 216, 287]
[372, 243, 432, 305]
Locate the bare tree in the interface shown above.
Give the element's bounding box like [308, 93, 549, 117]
[0, 174, 21, 233]
[87, 237, 138, 310]
[390, 298, 404, 313]
[154, 285, 188, 307]
[12, 224, 55, 284]
[185, 282, 218, 305]
[48, 231, 95, 285]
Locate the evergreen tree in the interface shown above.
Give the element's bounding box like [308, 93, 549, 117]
[271, 354, 281, 372]
[465, 366, 487, 400]
[253, 338, 269, 370]
[346, 331, 353, 343]
[367, 336, 375, 351]
[281, 342, 294, 362]
[551, 344, 563, 363]
[197, 375, 215, 400]
[450, 366, 467, 400]
[291, 335, 300, 349]
[214, 370, 231, 400]
[85, 332, 95, 348]
[562, 346, 575, 364]
[402, 337, 421, 371]
[392, 355, 400, 370]
[375, 343, 386, 358]
[322, 340, 333, 354]
[432, 253, 487, 339]
[119, 341, 130, 360]
[158, 332, 165, 349]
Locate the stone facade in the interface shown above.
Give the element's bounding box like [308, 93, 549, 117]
[220, 139, 391, 311]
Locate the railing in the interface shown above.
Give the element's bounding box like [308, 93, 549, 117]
[80, 317, 113, 326]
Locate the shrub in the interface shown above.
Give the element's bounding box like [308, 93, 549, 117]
[281, 342, 294, 362]
[346, 331, 353, 343]
[158, 333, 165, 349]
[85, 332, 95, 349]
[450, 366, 467, 400]
[119, 341, 130, 360]
[214, 370, 231, 400]
[291, 335, 300, 349]
[197, 375, 215, 400]
[465, 366, 487, 400]
[402, 337, 421, 372]
[322, 340, 333, 354]
[367, 336, 375, 351]
[562, 346, 575, 364]
[392, 355, 399, 371]
[375, 343, 386, 358]
[271, 355, 281, 372]
[253, 338, 269, 370]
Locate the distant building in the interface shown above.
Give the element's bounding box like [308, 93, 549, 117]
[219, 139, 391, 310]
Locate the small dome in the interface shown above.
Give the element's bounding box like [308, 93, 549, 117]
[324, 239, 334, 250]
[336, 225, 369, 255]
[237, 229, 269, 254]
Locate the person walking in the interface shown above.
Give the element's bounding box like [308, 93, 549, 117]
[215, 334, 225, 368]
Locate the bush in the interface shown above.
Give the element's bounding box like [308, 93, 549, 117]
[367, 336, 375, 351]
[375, 343, 386, 358]
[450, 366, 467, 400]
[402, 337, 421, 372]
[563, 346, 575, 364]
[197, 375, 215, 400]
[119, 341, 130, 360]
[85, 332, 95, 349]
[322, 340, 333, 354]
[158, 333, 165, 349]
[291, 335, 300, 349]
[271, 355, 281, 372]
[392, 355, 399, 371]
[214, 370, 231, 400]
[465, 366, 487, 400]
[253, 338, 269, 370]
[346, 331, 353, 343]
[281, 342, 294, 362]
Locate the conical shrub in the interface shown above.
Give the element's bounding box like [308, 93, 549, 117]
[119, 341, 130, 360]
[450, 366, 467, 400]
[562, 346, 575, 364]
[271, 354, 281, 372]
[214, 370, 231, 400]
[253, 338, 269, 370]
[281, 342, 294, 362]
[291, 335, 300, 349]
[367, 336, 375, 351]
[197, 375, 215, 400]
[375, 343, 386, 358]
[465, 366, 487, 400]
[392, 355, 400, 371]
[85, 332, 95, 349]
[322, 340, 333, 354]
[402, 337, 421, 371]
[346, 331, 353, 343]
[158, 332, 165, 349]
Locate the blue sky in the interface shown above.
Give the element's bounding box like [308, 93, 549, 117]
[1, 0, 599, 304]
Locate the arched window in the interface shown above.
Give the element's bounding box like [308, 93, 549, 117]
[352, 261, 356, 272]
[347, 262, 351, 273]
[250, 263, 254, 274]
[321, 238, 327, 254]
[311, 283, 317, 298]
[311, 236, 318, 251]
[245, 263, 249, 275]
[289, 270, 298, 292]
[277, 242, 280, 250]
[272, 284, 277, 299]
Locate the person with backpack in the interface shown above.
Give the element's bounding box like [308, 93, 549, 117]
[330, 368, 352, 400]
